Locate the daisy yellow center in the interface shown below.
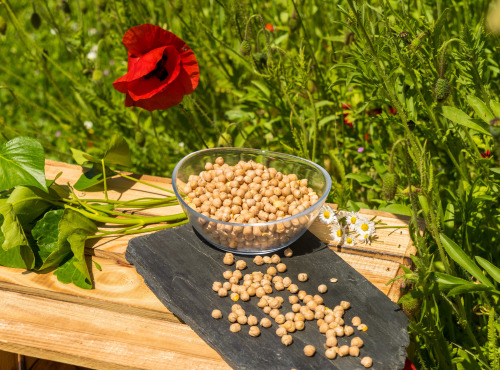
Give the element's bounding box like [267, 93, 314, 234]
[361, 224, 369, 231]
[346, 237, 353, 243]
[324, 211, 330, 218]
[350, 217, 357, 224]
[336, 230, 343, 237]
[363, 234, 368, 239]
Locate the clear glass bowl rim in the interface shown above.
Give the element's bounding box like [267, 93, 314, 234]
[172, 147, 332, 228]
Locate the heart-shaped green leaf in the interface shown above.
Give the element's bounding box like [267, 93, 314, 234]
[71, 148, 99, 165]
[74, 163, 116, 191]
[103, 134, 132, 167]
[0, 137, 47, 192]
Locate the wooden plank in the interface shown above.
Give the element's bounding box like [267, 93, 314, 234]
[126, 225, 409, 370]
[0, 290, 229, 370]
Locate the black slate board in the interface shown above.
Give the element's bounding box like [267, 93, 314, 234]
[126, 224, 409, 370]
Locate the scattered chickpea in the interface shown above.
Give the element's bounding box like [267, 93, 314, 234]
[247, 286, 256, 297]
[292, 303, 301, 313]
[284, 248, 293, 257]
[289, 295, 299, 305]
[358, 324, 368, 331]
[249, 326, 261, 337]
[240, 291, 250, 301]
[319, 322, 329, 334]
[275, 281, 285, 291]
[218, 288, 228, 297]
[334, 326, 345, 337]
[253, 256, 264, 265]
[303, 295, 313, 304]
[237, 315, 248, 325]
[330, 277, 338, 283]
[212, 282, 222, 292]
[212, 309, 222, 319]
[318, 284, 328, 294]
[263, 256, 272, 264]
[313, 295, 324, 305]
[344, 325, 354, 336]
[271, 254, 281, 264]
[275, 314, 286, 324]
[326, 336, 338, 348]
[288, 284, 299, 294]
[304, 345, 316, 357]
[351, 337, 364, 348]
[349, 346, 360, 357]
[276, 263, 287, 273]
[325, 348, 337, 359]
[223, 270, 233, 280]
[298, 290, 307, 300]
[247, 315, 258, 326]
[223, 253, 234, 265]
[304, 310, 314, 321]
[235, 308, 245, 317]
[340, 301, 351, 310]
[338, 345, 350, 357]
[232, 304, 242, 312]
[285, 312, 295, 321]
[228, 312, 238, 323]
[282, 277, 292, 288]
[295, 321, 305, 331]
[267, 266, 277, 276]
[222, 282, 231, 290]
[233, 270, 243, 280]
[260, 317, 272, 328]
[298, 273, 308, 282]
[352, 316, 362, 327]
[276, 327, 287, 337]
[235, 260, 247, 270]
[230, 293, 239, 302]
[263, 306, 272, 314]
[281, 335, 293, 346]
[361, 357, 373, 368]
[229, 323, 241, 333]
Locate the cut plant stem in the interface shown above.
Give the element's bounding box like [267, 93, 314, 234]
[116, 172, 175, 194]
[88, 220, 189, 239]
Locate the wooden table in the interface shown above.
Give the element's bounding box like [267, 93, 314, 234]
[0, 161, 418, 369]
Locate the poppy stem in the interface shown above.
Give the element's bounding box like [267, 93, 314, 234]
[178, 103, 209, 149]
[188, 96, 230, 146]
[149, 111, 169, 157]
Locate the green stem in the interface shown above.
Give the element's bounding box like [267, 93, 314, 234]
[101, 159, 109, 201]
[149, 111, 168, 157]
[115, 173, 175, 195]
[88, 220, 189, 239]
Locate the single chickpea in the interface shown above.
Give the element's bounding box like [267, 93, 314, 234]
[282, 320, 295, 333]
[304, 345, 316, 357]
[336, 318, 345, 326]
[269, 309, 280, 319]
[351, 337, 364, 348]
[218, 288, 228, 297]
[334, 326, 344, 337]
[325, 329, 336, 338]
[212, 281, 222, 292]
[319, 322, 329, 333]
[212, 309, 222, 319]
[306, 301, 318, 311]
[247, 315, 258, 326]
[275, 281, 285, 291]
[235, 260, 247, 270]
[267, 266, 277, 276]
[260, 318, 272, 328]
[228, 312, 238, 323]
[247, 286, 256, 297]
[338, 345, 350, 357]
[318, 284, 328, 294]
[253, 256, 264, 265]
[223, 253, 234, 265]
[324, 314, 335, 324]
[357, 324, 368, 331]
[237, 315, 248, 325]
[361, 357, 373, 368]
[285, 312, 295, 321]
[272, 276, 283, 284]
[232, 304, 242, 312]
[271, 254, 280, 264]
[304, 310, 315, 321]
[295, 321, 305, 331]
[263, 255, 272, 264]
[215, 157, 224, 166]
[229, 323, 241, 333]
[276, 263, 287, 273]
[269, 299, 281, 309]
[303, 295, 313, 304]
[294, 313, 305, 322]
[257, 298, 268, 308]
[340, 301, 351, 310]
[247, 326, 260, 337]
[288, 284, 299, 294]
[240, 291, 250, 301]
[276, 327, 287, 337]
[344, 325, 354, 336]
[263, 306, 272, 314]
[313, 295, 324, 305]
[281, 335, 293, 346]
[289, 296, 299, 305]
[282, 277, 292, 288]
[230, 293, 240, 302]
[314, 311, 325, 320]
[317, 319, 324, 327]
[255, 287, 266, 298]
[292, 303, 301, 313]
[352, 316, 362, 327]
[349, 346, 360, 357]
[298, 273, 308, 282]
[298, 290, 307, 300]
[275, 314, 286, 324]
[263, 285, 273, 294]
[229, 276, 239, 285]
[326, 336, 338, 348]
[233, 270, 243, 279]
[235, 308, 245, 317]
[325, 348, 337, 360]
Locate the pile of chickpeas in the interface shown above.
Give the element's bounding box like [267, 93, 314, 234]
[211, 249, 373, 368]
[183, 157, 320, 250]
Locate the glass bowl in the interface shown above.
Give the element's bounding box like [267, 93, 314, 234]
[172, 148, 331, 255]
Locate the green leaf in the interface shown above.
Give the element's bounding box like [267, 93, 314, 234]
[70, 148, 98, 165]
[475, 256, 500, 284]
[0, 203, 35, 269]
[0, 137, 47, 193]
[53, 231, 93, 290]
[347, 200, 360, 212]
[434, 272, 470, 290]
[92, 259, 102, 271]
[378, 203, 412, 216]
[7, 183, 61, 226]
[37, 209, 97, 271]
[439, 234, 494, 288]
[345, 173, 376, 185]
[74, 163, 116, 191]
[490, 100, 500, 118]
[447, 283, 494, 297]
[441, 106, 492, 136]
[467, 96, 495, 123]
[31, 209, 64, 267]
[103, 135, 132, 167]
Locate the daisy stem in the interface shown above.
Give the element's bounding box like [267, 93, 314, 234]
[375, 225, 409, 229]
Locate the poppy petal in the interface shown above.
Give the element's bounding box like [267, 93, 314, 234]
[179, 49, 200, 94]
[122, 24, 185, 57]
[130, 77, 186, 111]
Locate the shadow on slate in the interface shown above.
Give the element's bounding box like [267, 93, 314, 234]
[126, 224, 409, 370]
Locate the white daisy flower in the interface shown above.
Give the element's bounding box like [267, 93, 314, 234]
[318, 205, 337, 224]
[355, 217, 375, 236]
[331, 225, 345, 244]
[357, 231, 372, 245]
[344, 235, 355, 247]
[345, 212, 360, 231]
[83, 120, 94, 130]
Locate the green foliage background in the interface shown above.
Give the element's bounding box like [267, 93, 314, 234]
[1, 0, 500, 368]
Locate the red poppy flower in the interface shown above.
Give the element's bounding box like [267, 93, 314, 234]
[344, 113, 353, 127]
[403, 358, 417, 370]
[265, 23, 275, 32]
[389, 106, 396, 114]
[481, 150, 492, 158]
[113, 24, 199, 111]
